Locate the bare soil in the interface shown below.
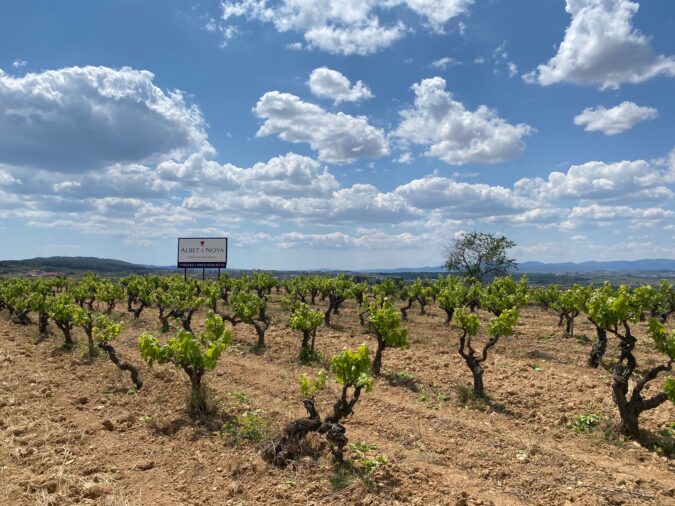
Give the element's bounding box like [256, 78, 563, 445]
[1, 299, 673, 505]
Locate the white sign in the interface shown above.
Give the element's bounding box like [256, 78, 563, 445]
[177, 237, 228, 268]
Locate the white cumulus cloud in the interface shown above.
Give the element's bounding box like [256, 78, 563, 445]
[0, 66, 211, 173]
[221, 0, 472, 55]
[394, 77, 532, 165]
[525, 0, 675, 89]
[573, 101, 657, 134]
[308, 67, 373, 104]
[515, 158, 674, 205]
[253, 91, 389, 163]
[430, 57, 460, 69]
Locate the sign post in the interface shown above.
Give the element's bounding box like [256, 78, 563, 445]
[177, 237, 228, 279]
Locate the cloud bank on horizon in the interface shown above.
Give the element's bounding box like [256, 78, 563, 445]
[0, 0, 674, 269]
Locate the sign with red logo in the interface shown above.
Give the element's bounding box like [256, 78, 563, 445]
[177, 237, 228, 268]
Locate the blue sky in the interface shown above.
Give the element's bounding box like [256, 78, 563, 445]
[1, 0, 674, 269]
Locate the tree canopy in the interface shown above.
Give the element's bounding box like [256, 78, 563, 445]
[444, 232, 517, 282]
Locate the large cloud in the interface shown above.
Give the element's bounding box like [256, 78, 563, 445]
[221, 0, 472, 55]
[253, 91, 389, 163]
[573, 101, 657, 135]
[277, 228, 438, 249]
[308, 67, 373, 104]
[6, 144, 674, 240]
[159, 152, 339, 197]
[525, 0, 675, 89]
[394, 77, 532, 165]
[515, 158, 673, 203]
[0, 66, 211, 172]
[561, 204, 673, 229]
[394, 175, 534, 217]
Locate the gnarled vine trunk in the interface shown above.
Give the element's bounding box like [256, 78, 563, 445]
[263, 384, 363, 467]
[443, 307, 455, 325]
[99, 342, 143, 390]
[458, 330, 500, 398]
[400, 299, 414, 321]
[372, 334, 385, 376]
[38, 312, 49, 340]
[56, 322, 74, 347]
[588, 324, 607, 368]
[609, 324, 672, 438]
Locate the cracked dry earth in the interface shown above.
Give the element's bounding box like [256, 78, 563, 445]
[1, 299, 674, 505]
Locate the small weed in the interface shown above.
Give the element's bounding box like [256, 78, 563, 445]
[643, 422, 675, 456]
[539, 332, 555, 340]
[393, 371, 416, 382]
[329, 466, 352, 491]
[571, 413, 604, 434]
[138, 415, 153, 423]
[660, 421, 675, 439]
[348, 441, 388, 477]
[227, 344, 243, 354]
[530, 363, 542, 372]
[281, 479, 296, 488]
[220, 409, 268, 446]
[228, 391, 251, 405]
[454, 384, 488, 411]
[415, 391, 447, 410]
[126, 388, 137, 396]
[573, 334, 592, 343]
[299, 349, 325, 365]
[349, 441, 377, 453]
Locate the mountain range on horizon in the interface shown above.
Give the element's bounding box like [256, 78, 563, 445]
[363, 259, 675, 274]
[2, 256, 675, 274]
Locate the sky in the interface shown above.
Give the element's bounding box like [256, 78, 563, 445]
[0, 0, 674, 270]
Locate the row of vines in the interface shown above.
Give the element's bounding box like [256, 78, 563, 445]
[1, 272, 674, 467]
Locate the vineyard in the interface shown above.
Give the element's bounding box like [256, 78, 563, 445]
[0, 273, 673, 505]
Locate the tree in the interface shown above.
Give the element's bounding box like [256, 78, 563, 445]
[221, 287, 270, 349]
[587, 285, 674, 438]
[96, 280, 124, 315]
[454, 307, 520, 397]
[480, 275, 529, 317]
[289, 302, 324, 362]
[46, 294, 79, 347]
[28, 279, 54, 340]
[320, 276, 353, 326]
[552, 285, 588, 338]
[436, 276, 469, 325]
[71, 273, 99, 311]
[123, 275, 152, 319]
[0, 278, 32, 324]
[263, 344, 374, 466]
[73, 305, 99, 361]
[531, 285, 560, 312]
[586, 283, 614, 368]
[139, 311, 231, 413]
[365, 298, 409, 375]
[398, 279, 434, 320]
[93, 315, 142, 390]
[450, 276, 527, 397]
[444, 232, 517, 282]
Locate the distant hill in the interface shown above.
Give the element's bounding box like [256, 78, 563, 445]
[363, 259, 675, 274]
[517, 259, 675, 273]
[0, 256, 150, 275]
[360, 266, 445, 273]
[2, 256, 675, 278]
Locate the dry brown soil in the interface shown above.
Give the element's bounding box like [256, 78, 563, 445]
[1, 298, 673, 505]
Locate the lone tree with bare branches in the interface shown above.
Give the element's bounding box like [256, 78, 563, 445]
[444, 232, 517, 282]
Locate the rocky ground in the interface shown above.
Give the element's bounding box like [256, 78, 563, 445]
[1, 299, 673, 505]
